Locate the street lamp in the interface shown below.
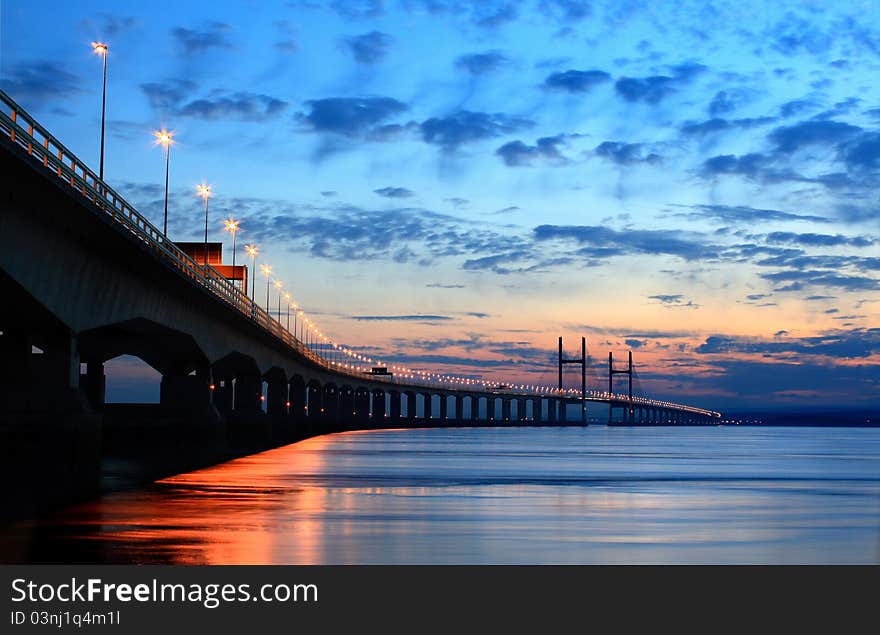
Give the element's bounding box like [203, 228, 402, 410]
[152, 129, 174, 236]
[284, 292, 291, 331]
[197, 184, 212, 270]
[260, 263, 272, 312]
[223, 216, 241, 269]
[245, 243, 258, 301]
[91, 42, 109, 180]
[274, 279, 283, 323]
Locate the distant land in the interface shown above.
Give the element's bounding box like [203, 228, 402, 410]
[720, 410, 878, 427]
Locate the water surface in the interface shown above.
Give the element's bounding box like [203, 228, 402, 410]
[5, 426, 880, 564]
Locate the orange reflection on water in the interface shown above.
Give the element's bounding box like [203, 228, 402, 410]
[82, 437, 338, 564]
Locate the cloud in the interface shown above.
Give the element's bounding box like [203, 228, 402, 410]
[0, 61, 83, 108]
[299, 97, 408, 137]
[696, 328, 880, 359]
[595, 141, 661, 165]
[329, 0, 384, 20]
[625, 339, 646, 349]
[537, 0, 592, 22]
[455, 51, 509, 75]
[649, 294, 683, 304]
[680, 117, 775, 137]
[341, 31, 392, 64]
[534, 225, 715, 260]
[839, 132, 880, 171]
[648, 294, 699, 309]
[420, 111, 533, 151]
[177, 92, 288, 121]
[614, 63, 706, 104]
[80, 13, 139, 38]
[760, 270, 880, 292]
[374, 186, 415, 198]
[543, 69, 611, 93]
[707, 89, 752, 116]
[678, 204, 831, 225]
[763, 232, 873, 248]
[426, 283, 465, 289]
[171, 23, 234, 55]
[471, 2, 518, 29]
[352, 314, 453, 321]
[496, 135, 568, 166]
[769, 119, 862, 153]
[140, 79, 197, 115]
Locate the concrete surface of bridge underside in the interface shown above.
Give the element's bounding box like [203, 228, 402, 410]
[0, 129, 717, 520]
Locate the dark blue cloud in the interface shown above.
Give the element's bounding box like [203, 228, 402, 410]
[0, 61, 82, 109]
[374, 186, 415, 198]
[171, 22, 234, 54]
[79, 13, 139, 38]
[329, 0, 384, 20]
[140, 79, 197, 114]
[769, 119, 861, 153]
[300, 97, 408, 137]
[760, 270, 880, 292]
[696, 328, 879, 359]
[496, 135, 568, 166]
[534, 225, 714, 260]
[537, 0, 592, 21]
[471, 2, 518, 28]
[455, 51, 508, 75]
[680, 117, 775, 137]
[779, 99, 816, 118]
[615, 63, 706, 104]
[177, 92, 288, 121]
[625, 339, 646, 349]
[543, 69, 611, 93]
[764, 232, 874, 248]
[595, 141, 661, 165]
[679, 205, 831, 225]
[707, 89, 750, 116]
[341, 31, 392, 64]
[352, 314, 452, 321]
[420, 111, 533, 151]
[839, 132, 880, 171]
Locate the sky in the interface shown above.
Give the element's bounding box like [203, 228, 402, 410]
[1, 0, 878, 411]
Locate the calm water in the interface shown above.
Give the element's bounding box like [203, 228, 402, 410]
[4, 426, 880, 564]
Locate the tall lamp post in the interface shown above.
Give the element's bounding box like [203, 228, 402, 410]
[284, 293, 291, 331]
[152, 130, 174, 236]
[197, 184, 212, 271]
[245, 244, 258, 301]
[274, 279, 283, 323]
[91, 42, 108, 180]
[224, 217, 241, 266]
[261, 264, 272, 312]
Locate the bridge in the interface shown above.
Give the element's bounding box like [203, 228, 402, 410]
[0, 90, 720, 515]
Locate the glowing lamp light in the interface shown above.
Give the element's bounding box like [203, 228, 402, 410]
[152, 129, 174, 148]
[91, 42, 108, 56]
[245, 244, 259, 257]
[197, 183, 212, 200]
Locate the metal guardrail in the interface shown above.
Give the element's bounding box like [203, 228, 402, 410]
[0, 90, 720, 418]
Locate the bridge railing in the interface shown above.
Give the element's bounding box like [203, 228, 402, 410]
[0, 90, 720, 416]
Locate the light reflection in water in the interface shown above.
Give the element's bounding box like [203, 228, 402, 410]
[4, 426, 880, 564]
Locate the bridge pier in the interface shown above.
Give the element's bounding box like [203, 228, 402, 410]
[355, 387, 370, 427]
[470, 395, 480, 423]
[80, 359, 106, 411]
[322, 384, 339, 430]
[404, 390, 417, 424]
[371, 389, 386, 426]
[233, 374, 262, 413]
[501, 397, 511, 423]
[264, 370, 288, 419]
[532, 398, 542, 423]
[439, 394, 448, 422]
[558, 399, 567, 424]
[547, 399, 557, 423]
[517, 398, 526, 424]
[422, 392, 433, 422]
[289, 376, 306, 430]
[339, 385, 355, 427]
[454, 394, 464, 424]
[389, 390, 401, 421]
